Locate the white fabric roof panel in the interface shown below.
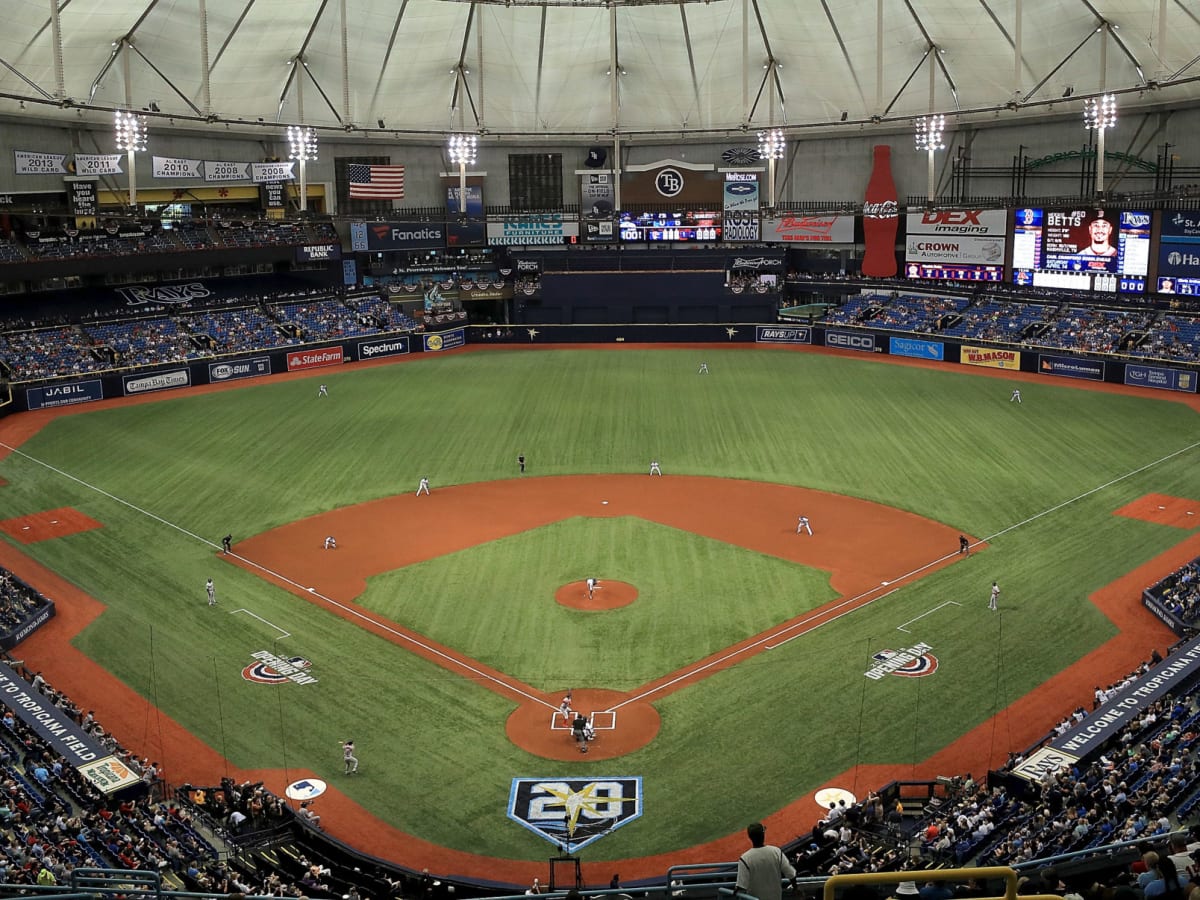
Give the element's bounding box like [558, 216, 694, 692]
[0, 0, 1196, 139]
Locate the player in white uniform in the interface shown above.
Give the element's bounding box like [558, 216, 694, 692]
[649, 460, 662, 476]
[1010, 388, 1022, 403]
[318, 384, 329, 398]
[206, 578, 216, 606]
[698, 362, 709, 374]
[416, 477, 430, 496]
[324, 536, 337, 550]
[797, 516, 812, 535]
[989, 582, 1000, 611]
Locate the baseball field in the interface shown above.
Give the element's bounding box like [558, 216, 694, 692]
[0, 343, 1196, 884]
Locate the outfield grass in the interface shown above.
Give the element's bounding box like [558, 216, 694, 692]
[0, 347, 1196, 861]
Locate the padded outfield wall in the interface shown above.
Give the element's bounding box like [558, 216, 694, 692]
[9, 322, 1197, 415]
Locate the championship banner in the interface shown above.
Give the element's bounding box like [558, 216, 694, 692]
[960, 346, 1021, 370]
[251, 161, 295, 183]
[15, 150, 67, 175]
[152, 156, 202, 179]
[205, 161, 250, 182]
[74, 154, 124, 176]
[762, 213, 854, 244]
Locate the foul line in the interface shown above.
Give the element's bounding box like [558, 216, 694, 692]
[0, 442, 556, 713]
[611, 437, 1200, 712]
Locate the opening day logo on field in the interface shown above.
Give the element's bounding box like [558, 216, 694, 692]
[242, 651, 318, 685]
[507, 777, 642, 850]
[865, 643, 938, 679]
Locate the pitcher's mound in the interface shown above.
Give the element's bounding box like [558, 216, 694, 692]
[555, 580, 638, 610]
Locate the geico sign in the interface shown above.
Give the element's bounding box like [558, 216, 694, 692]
[825, 332, 875, 351]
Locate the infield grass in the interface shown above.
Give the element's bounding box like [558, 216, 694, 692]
[0, 347, 1196, 861]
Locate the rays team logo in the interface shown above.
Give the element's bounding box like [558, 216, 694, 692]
[865, 642, 938, 680]
[654, 168, 685, 197]
[242, 650, 318, 685]
[508, 777, 642, 850]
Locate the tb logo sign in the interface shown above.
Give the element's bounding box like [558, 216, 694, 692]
[655, 168, 685, 197]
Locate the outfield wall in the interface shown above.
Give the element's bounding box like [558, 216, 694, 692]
[8, 322, 1198, 413]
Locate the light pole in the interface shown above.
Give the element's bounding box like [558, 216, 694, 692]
[287, 126, 318, 213]
[914, 115, 946, 205]
[1083, 95, 1117, 197]
[756, 128, 784, 208]
[447, 133, 478, 222]
[113, 110, 147, 210]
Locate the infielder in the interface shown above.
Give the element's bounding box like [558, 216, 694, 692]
[649, 460, 662, 476]
[416, 476, 430, 496]
[797, 515, 813, 535]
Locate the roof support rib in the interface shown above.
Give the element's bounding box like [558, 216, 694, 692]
[209, 0, 256, 76]
[1021, 26, 1098, 104]
[0, 57, 54, 100]
[126, 43, 204, 115]
[881, 44, 931, 117]
[367, 0, 409, 116]
[679, 3, 701, 128]
[818, 0, 866, 115]
[340, 0, 351, 123]
[534, 7, 547, 128]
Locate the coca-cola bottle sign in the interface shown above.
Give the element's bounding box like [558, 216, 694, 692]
[861, 146, 899, 276]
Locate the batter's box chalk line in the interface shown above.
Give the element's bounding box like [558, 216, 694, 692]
[549, 710, 618, 731]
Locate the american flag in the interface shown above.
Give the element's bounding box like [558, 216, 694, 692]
[348, 163, 405, 199]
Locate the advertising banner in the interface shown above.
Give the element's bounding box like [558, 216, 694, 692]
[581, 174, 616, 243]
[889, 337, 945, 361]
[296, 244, 342, 263]
[755, 326, 811, 344]
[152, 156, 202, 179]
[260, 182, 286, 210]
[906, 209, 1007, 236]
[1158, 211, 1200, 281]
[905, 236, 1006, 265]
[960, 346, 1021, 370]
[74, 154, 123, 176]
[722, 173, 760, 213]
[356, 336, 410, 361]
[251, 162, 295, 183]
[487, 216, 578, 246]
[0, 662, 140, 794]
[761, 214, 855, 244]
[342, 259, 358, 286]
[26, 379, 103, 410]
[123, 369, 191, 395]
[204, 161, 251, 182]
[209, 358, 270, 382]
[15, 150, 67, 175]
[287, 347, 344, 371]
[423, 329, 465, 352]
[447, 184, 486, 247]
[351, 221, 446, 252]
[1038, 354, 1104, 381]
[824, 331, 877, 352]
[723, 211, 760, 242]
[67, 180, 98, 218]
[1124, 364, 1197, 393]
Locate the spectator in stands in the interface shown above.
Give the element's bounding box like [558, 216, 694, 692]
[735, 822, 796, 900]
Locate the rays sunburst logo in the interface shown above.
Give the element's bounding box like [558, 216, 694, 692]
[508, 777, 642, 851]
